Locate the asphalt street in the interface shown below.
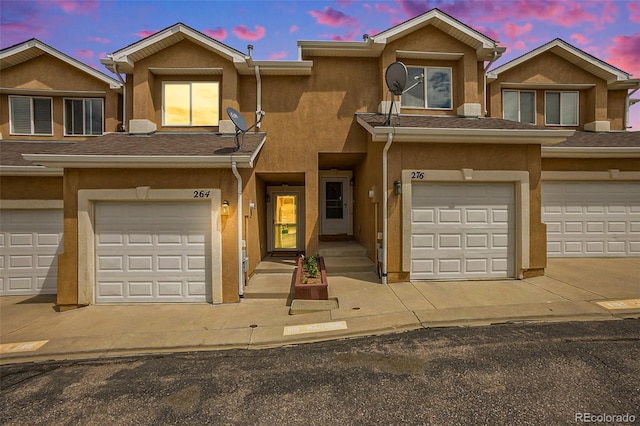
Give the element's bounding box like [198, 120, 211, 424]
[1, 319, 639, 425]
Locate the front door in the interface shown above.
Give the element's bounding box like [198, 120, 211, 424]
[272, 192, 300, 251]
[321, 177, 349, 235]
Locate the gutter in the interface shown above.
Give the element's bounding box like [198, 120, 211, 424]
[625, 88, 639, 129]
[104, 56, 127, 131]
[20, 154, 260, 169]
[542, 146, 640, 158]
[381, 132, 394, 285]
[255, 65, 262, 129]
[483, 49, 501, 116]
[231, 162, 244, 298]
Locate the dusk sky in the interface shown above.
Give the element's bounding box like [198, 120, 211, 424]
[1, 0, 639, 128]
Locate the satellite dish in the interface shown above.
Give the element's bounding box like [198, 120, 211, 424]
[385, 62, 407, 96]
[383, 62, 408, 126]
[227, 107, 248, 133]
[226, 107, 264, 151]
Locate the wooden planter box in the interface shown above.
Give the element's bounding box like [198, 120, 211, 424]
[294, 256, 328, 300]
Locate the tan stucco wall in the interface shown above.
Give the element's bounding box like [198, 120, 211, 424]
[56, 168, 246, 308]
[0, 176, 63, 200]
[487, 51, 616, 130]
[0, 54, 120, 139]
[607, 90, 628, 130]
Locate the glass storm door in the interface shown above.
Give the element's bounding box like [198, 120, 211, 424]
[321, 178, 348, 234]
[273, 193, 299, 250]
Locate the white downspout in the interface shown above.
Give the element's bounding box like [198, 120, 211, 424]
[381, 131, 394, 285]
[231, 162, 244, 298]
[625, 88, 639, 129]
[110, 60, 127, 131]
[255, 65, 262, 129]
[483, 50, 499, 116]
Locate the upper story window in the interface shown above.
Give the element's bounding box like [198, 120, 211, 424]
[401, 67, 452, 110]
[64, 98, 104, 136]
[545, 91, 578, 126]
[9, 96, 53, 135]
[503, 90, 535, 124]
[163, 82, 219, 126]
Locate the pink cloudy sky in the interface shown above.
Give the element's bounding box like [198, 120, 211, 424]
[1, 0, 639, 128]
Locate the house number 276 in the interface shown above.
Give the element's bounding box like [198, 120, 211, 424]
[193, 190, 210, 198]
[411, 171, 425, 179]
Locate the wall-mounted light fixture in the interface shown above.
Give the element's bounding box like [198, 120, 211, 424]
[393, 180, 402, 195]
[221, 200, 230, 216]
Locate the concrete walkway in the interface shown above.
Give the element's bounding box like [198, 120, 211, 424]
[1, 258, 639, 364]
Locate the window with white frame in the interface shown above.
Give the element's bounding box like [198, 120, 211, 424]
[163, 82, 220, 126]
[503, 90, 535, 124]
[545, 91, 578, 126]
[9, 96, 53, 135]
[401, 66, 452, 110]
[64, 98, 104, 136]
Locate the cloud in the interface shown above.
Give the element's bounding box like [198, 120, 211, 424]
[336, 0, 353, 8]
[289, 24, 299, 34]
[570, 33, 590, 45]
[53, 0, 98, 14]
[309, 6, 358, 27]
[232, 25, 266, 41]
[204, 27, 227, 40]
[269, 51, 288, 60]
[606, 33, 640, 76]
[0, 2, 49, 46]
[630, 2, 640, 23]
[503, 23, 532, 41]
[375, 3, 398, 14]
[89, 36, 110, 44]
[395, 0, 430, 17]
[74, 49, 93, 59]
[136, 29, 158, 38]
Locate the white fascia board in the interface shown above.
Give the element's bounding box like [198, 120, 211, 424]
[374, 9, 495, 49]
[542, 146, 640, 158]
[21, 154, 258, 169]
[0, 165, 63, 176]
[238, 58, 313, 75]
[297, 40, 382, 57]
[490, 39, 629, 81]
[3, 40, 120, 88]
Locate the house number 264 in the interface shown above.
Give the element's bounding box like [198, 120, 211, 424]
[193, 190, 211, 198]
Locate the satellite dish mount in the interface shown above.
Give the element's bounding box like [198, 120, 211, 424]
[226, 107, 265, 151]
[383, 62, 407, 126]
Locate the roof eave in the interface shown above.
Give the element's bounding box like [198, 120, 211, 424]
[356, 115, 574, 144]
[21, 154, 259, 169]
[542, 147, 640, 158]
[0, 165, 64, 176]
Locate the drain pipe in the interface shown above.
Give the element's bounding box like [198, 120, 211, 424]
[255, 65, 262, 129]
[625, 88, 639, 129]
[107, 58, 127, 131]
[483, 49, 500, 116]
[231, 162, 244, 298]
[381, 131, 394, 285]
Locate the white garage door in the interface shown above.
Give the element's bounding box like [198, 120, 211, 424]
[95, 201, 211, 303]
[542, 181, 640, 257]
[0, 209, 63, 295]
[411, 182, 515, 280]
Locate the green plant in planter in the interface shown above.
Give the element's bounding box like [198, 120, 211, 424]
[303, 254, 319, 278]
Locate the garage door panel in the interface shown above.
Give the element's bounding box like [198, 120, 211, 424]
[95, 201, 211, 303]
[0, 210, 62, 295]
[411, 183, 515, 280]
[542, 182, 639, 257]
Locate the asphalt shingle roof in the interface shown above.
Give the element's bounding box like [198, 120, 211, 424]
[1, 132, 265, 167]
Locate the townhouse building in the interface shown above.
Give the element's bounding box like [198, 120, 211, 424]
[1, 9, 638, 309]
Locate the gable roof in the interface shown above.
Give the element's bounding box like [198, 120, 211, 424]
[0, 39, 121, 90]
[102, 22, 312, 76]
[488, 39, 638, 88]
[299, 8, 504, 60]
